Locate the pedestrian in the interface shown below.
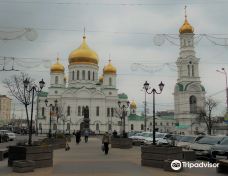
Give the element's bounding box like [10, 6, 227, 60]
[102, 132, 110, 155]
[75, 130, 81, 144]
[84, 129, 89, 143]
[112, 130, 117, 138]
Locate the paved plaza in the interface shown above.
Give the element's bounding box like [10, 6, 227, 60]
[0, 136, 227, 176]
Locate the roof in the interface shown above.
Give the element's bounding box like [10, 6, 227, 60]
[118, 93, 128, 99]
[175, 124, 190, 129]
[128, 114, 144, 121]
[37, 91, 48, 97]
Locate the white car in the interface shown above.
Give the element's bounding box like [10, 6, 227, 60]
[0, 130, 16, 141]
[129, 132, 153, 144]
[144, 133, 170, 145]
[177, 135, 204, 149]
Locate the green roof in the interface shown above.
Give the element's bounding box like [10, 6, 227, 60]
[38, 91, 48, 97]
[176, 83, 184, 91]
[118, 93, 128, 99]
[175, 125, 190, 129]
[128, 114, 144, 121]
[158, 115, 174, 120]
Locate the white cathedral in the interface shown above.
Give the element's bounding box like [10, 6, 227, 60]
[37, 35, 131, 134]
[37, 12, 206, 135]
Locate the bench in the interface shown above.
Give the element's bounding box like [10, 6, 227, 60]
[0, 148, 8, 161]
[217, 159, 228, 173]
[13, 160, 35, 173]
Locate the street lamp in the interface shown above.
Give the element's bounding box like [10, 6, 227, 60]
[45, 99, 58, 138]
[23, 78, 45, 145]
[216, 68, 228, 112]
[143, 81, 164, 145]
[118, 100, 130, 136]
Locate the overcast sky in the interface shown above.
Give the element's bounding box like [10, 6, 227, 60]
[0, 0, 228, 117]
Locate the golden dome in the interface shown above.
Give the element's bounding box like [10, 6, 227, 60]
[50, 58, 65, 73]
[103, 60, 117, 74]
[130, 100, 137, 109]
[68, 35, 99, 65]
[179, 7, 194, 34]
[99, 75, 103, 82]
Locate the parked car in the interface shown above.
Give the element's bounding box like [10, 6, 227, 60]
[0, 130, 16, 141]
[189, 136, 224, 159]
[177, 135, 204, 149]
[210, 136, 228, 161]
[129, 132, 153, 144]
[144, 132, 171, 145]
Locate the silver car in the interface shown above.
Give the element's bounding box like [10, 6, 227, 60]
[210, 136, 228, 160]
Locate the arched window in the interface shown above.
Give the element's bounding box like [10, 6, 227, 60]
[111, 108, 114, 117]
[39, 123, 42, 130]
[53, 124, 57, 130]
[67, 123, 70, 131]
[96, 106, 99, 116]
[190, 95, 197, 113]
[78, 106, 81, 116]
[150, 122, 152, 126]
[42, 107, 45, 116]
[82, 70, 85, 80]
[131, 124, 134, 130]
[72, 71, 75, 80]
[187, 65, 190, 76]
[107, 108, 110, 117]
[77, 70, 80, 80]
[88, 71, 90, 80]
[93, 72, 95, 81]
[55, 76, 58, 84]
[67, 106, 71, 116]
[109, 77, 112, 86]
[160, 122, 163, 126]
[96, 123, 99, 131]
[141, 124, 144, 130]
[192, 65, 194, 77]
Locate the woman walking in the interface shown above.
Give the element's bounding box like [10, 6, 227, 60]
[75, 130, 81, 144]
[102, 132, 110, 155]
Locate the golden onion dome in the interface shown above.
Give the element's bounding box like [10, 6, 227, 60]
[68, 35, 99, 65]
[99, 75, 104, 82]
[103, 60, 117, 74]
[179, 15, 194, 34]
[50, 58, 65, 73]
[130, 100, 137, 109]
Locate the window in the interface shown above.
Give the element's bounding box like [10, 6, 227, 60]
[190, 95, 197, 113]
[192, 65, 194, 77]
[55, 76, 58, 84]
[155, 122, 157, 126]
[188, 65, 190, 76]
[78, 106, 81, 116]
[96, 106, 99, 116]
[82, 106, 85, 116]
[42, 107, 45, 116]
[109, 77, 112, 86]
[67, 106, 71, 116]
[88, 71, 90, 80]
[150, 122, 152, 126]
[160, 122, 163, 126]
[111, 108, 114, 117]
[141, 124, 144, 130]
[77, 70, 80, 80]
[82, 70, 85, 80]
[107, 108, 110, 117]
[53, 124, 57, 130]
[72, 71, 75, 80]
[131, 124, 134, 130]
[67, 123, 70, 131]
[166, 122, 169, 126]
[93, 72, 95, 81]
[39, 123, 42, 130]
[96, 123, 99, 131]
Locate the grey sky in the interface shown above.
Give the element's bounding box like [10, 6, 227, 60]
[0, 0, 228, 117]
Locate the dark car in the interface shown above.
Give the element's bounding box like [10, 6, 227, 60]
[210, 136, 228, 161]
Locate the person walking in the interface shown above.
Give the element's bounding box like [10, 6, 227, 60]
[75, 130, 81, 144]
[102, 132, 110, 155]
[84, 129, 89, 143]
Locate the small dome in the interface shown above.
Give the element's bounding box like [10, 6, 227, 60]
[103, 60, 117, 74]
[130, 100, 137, 109]
[68, 35, 99, 65]
[179, 16, 194, 34]
[50, 58, 64, 73]
[99, 75, 103, 82]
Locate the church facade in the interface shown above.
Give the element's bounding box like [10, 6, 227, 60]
[37, 35, 129, 134]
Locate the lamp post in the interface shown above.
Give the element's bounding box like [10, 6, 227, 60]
[216, 68, 228, 112]
[23, 78, 45, 145]
[143, 87, 147, 131]
[143, 81, 164, 145]
[118, 100, 130, 136]
[45, 99, 58, 138]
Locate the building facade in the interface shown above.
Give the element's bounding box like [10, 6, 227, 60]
[174, 13, 206, 135]
[37, 35, 128, 134]
[0, 95, 11, 125]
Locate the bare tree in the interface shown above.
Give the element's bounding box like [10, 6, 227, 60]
[197, 98, 217, 135]
[3, 72, 35, 144]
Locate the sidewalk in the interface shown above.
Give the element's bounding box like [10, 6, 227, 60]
[0, 137, 226, 176]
